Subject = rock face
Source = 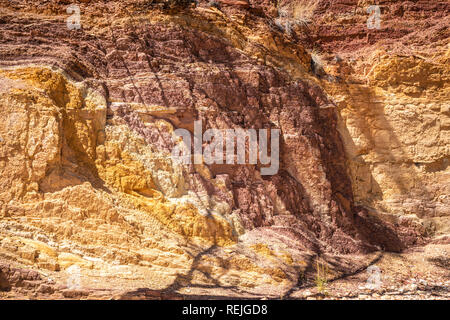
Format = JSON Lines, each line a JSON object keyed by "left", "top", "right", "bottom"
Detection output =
{"left": 304, "top": 0, "right": 450, "bottom": 237}
{"left": 0, "top": 0, "right": 447, "bottom": 298}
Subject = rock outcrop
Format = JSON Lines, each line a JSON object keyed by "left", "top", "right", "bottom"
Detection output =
{"left": 0, "top": 0, "right": 447, "bottom": 298}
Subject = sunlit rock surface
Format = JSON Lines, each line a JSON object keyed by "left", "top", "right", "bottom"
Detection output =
{"left": 0, "top": 0, "right": 448, "bottom": 299}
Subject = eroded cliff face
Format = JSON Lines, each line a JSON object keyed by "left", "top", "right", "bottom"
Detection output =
{"left": 306, "top": 0, "right": 450, "bottom": 238}
{"left": 0, "top": 0, "right": 447, "bottom": 298}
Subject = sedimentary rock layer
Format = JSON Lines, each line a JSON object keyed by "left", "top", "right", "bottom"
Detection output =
{"left": 0, "top": 0, "right": 447, "bottom": 298}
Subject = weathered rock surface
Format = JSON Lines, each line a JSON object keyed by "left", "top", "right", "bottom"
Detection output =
{"left": 0, "top": 0, "right": 447, "bottom": 299}
{"left": 304, "top": 0, "right": 450, "bottom": 240}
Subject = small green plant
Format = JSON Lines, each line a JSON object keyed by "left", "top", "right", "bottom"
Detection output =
{"left": 315, "top": 260, "right": 329, "bottom": 295}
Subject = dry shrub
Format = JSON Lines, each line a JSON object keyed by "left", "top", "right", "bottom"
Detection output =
{"left": 275, "top": 0, "right": 318, "bottom": 35}
{"left": 291, "top": 0, "right": 317, "bottom": 26}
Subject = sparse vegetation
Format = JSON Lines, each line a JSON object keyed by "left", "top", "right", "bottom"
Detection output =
{"left": 309, "top": 49, "right": 327, "bottom": 77}
{"left": 290, "top": 0, "right": 317, "bottom": 26}
{"left": 315, "top": 260, "right": 329, "bottom": 295}
{"left": 310, "top": 50, "right": 324, "bottom": 68}
{"left": 275, "top": 0, "right": 318, "bottom": 35}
